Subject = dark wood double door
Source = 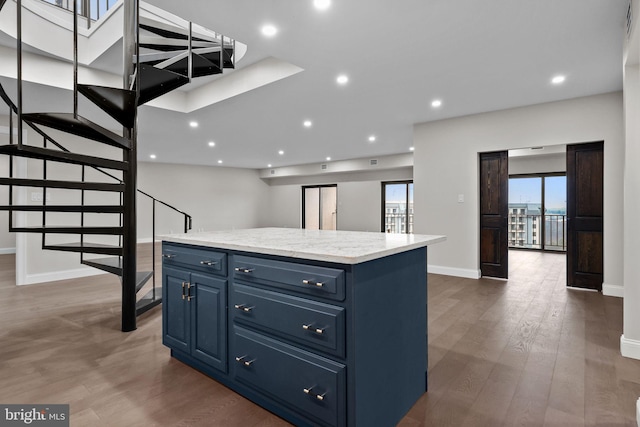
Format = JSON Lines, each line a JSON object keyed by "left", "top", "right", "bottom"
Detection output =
{"left": 479, "top": 142, "right": 603, "bottom": 290}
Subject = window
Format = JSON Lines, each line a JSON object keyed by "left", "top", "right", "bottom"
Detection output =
{"left": 302, "top": 185, "right": 337, "bottom": 230}
{"left": 382, "top": 181, "right": 413, "bottom": 234}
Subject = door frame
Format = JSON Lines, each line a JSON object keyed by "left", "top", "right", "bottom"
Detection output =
{"left": 302, "top": 184, "right": 338, "bottom": 229}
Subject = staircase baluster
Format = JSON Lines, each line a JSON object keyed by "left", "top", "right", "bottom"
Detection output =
{"left": 73, "top": 0, "right": 78, "bottom": 118}
{"left": 17, "top": 0, "right": 22, "bottom": 148}
{"left": 41, "top": 138, "right": 47, "bottom": 250}
{"left": 152, "top": 198, "right": 155, "bottom": 298}
{"left": 188, "top": 22, "right": 193, "bottom": 82}
{"left": 80, "top": 165, "right": 85, "bottom": 261}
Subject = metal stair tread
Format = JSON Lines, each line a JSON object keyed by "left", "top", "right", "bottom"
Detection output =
{"left": 0, "top": 205, "right": 124, "bottom": 213}
{"left": 0, "top": 177, "right": 124, "bottom": 192}
{"left": 77, "top": 84, "right": 137, "bottom": 129}
{"left": 139, "top": 19, "right": 220, "bottom": 44}
{"left": 0, "top": 144, "right": 128, "bottom": 171}
{"left": 10, "top": 225, "right": 123, "bottom": 234}
{"left": 138, "top": 64, "right": 190, "bottom": 105}
{"left": 21, "top": 113, "right": 130, "bottom": 149}
{"left": 136, "top": 289, "right": 162, "bottom": 316}
{"left": 43, "top": 242, "right": 123, "bottom": 256}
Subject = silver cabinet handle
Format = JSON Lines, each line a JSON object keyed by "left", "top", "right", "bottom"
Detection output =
{"left": 235, "top": 355, "right": 255, "bottom": 367}
{"left": 162, "top": 254, "right": 176, "bottom": 259}
{"left": 303, "top": 386, "right": 326, "bottom": 401}
{"left": 200, "top": 260, "right": 218, "bottom": 266}
{"left": 234, "top": 304, "right": 254, "bottom": 313}
{"left": 302, "top": 324, "right": 325, "bottom": 335}
{"left": 302, "top": 279, "right": 324, "bottom": 288}
{"left": 234, "top": 267, "right": 255, "bottom": 273}
{"left": 181, "top": 281, "right": 187, "bottom": 300}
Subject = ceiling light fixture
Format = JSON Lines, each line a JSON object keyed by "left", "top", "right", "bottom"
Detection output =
{"left": 268, "top": 164, "right": 272, "bottom": 168}
{"left": 208, "top": 141, "right": 215, "bottom": 147}
{"left": 431, "top": 100, "right": 442, "bottom": 108}
{"left": 409, "top": 147, "right": 415, "bottom": 152}
{"left": 368, "top": 135, "right": 376, "bottom": 142}
{"left": 218, "top": 160, "right": 223, "bottom": 164}
{"left": 313, "top": 0, "right": 331, "bottom": 10}
{"left": 149, "top": 154, "right": 157, "bottom": 159}
{"left": 551, "top": 75, "right": 566, "bottom": 85}
{"left": 278, "top": 150, "right": 284, "bottom": 155}
{"left": 336, "top": 74, "right": 349, "bottom": 85}
{"left": 326, "top": 156, "right": 331, "bottom": 161}
{"left": 189, "top": 121, "right": 198, "bottom": 128}
{"left": 303, "top": 120, "right": 312, "bottom": 127}
{"left": 261, "top": 24, "right": 278, "bottom": 37}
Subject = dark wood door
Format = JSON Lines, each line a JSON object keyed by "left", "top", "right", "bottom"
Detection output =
{"left": 479, "top": 151, "right": 508, "bottom": 278}
{"left": 567, "top": 142, "right": 603, "bottom": 290}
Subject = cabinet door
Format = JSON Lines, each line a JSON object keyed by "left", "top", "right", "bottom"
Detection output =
{"left": 163, "top": 266, "right": 190, "bottom": 352}
{"left": 191, "top": 273, "right": 228, "bottom": 373}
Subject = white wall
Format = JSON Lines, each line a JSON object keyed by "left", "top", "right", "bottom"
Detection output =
{"left": 265, "top": 168, "right": 413, "bottom": 232}
{"left": 622, "top": 0, "right": 640, "bottom": 361}
{"left": 413, "top": 92, "right": 624, "bottom": 284}
{"left": 508, "top": 152, "right": 566, "bottom": 175}
{"left": 137, "top": 161, "right": 271, "bottom": 238}
{"left": 0, "top": 124, "right": 17, "bottom": 253}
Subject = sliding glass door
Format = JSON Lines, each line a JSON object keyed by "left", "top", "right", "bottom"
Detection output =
{"left": 303, "top": 185, "right": 337, "bottom": 230}
{"left": 508, "top": 174, "right": 566, "bottom": 251}
{"left": 381, "top": 181, "right": 414, "bottom": 234}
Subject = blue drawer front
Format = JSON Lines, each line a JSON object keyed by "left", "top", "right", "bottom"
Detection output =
{"left": 232, "top": 255, "right": 345, "bottom": 301}
{"left": 231, "top": 283, "right": 345, "bottom": 357}
{"left": 233, "top": 326, "right": 346, "bottom": 427}
{"left": 162, "top": 243, "right": 227, "bottom": 277}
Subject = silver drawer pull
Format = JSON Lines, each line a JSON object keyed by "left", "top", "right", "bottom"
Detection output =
{"left": 235, "top": 355, "right": 255, "bottom": 367}
{"left": 234, "top": 267, "right": 255, "bottom": 273}
{"left": 162, "top": 254, "right": 176, "bottom": 259}
{"left": 234, "top": 304, "right": 254, "bottom": 313}
{"left": 302, "top": 324, "right": 325, "bottom": 335}
{"left": 200, "top": 260, "right": 218, "bottom": 266}
{"left": 302, "top": 279, "right": 324, "bottom": 288}
{"left": 303, "top": 386, "right": 326, "bottom": 401}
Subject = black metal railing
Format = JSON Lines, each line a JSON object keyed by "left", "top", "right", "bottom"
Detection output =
{"left": 41, "top": 0, "right": 117, "bottom": 26}
{"left": 384, "top": 212, "right": 414, "bottom": 234}
{"left": 508, "top": 214, "right": 566, "bottom": 251}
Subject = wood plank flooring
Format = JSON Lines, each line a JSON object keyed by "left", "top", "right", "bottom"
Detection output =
{"left": 0, "top": 247, "right": 638, "bottom": 426}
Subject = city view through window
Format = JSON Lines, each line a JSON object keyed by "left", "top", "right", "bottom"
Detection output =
{"left": 383, "top": 182, "right": 413, "bottom": 234}
{"left": 508, "top": 175, "right": 567, "bottom": 251}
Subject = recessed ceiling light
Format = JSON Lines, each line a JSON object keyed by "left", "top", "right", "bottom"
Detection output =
{"left": 189, "top": 121, "right": 198, "bottom": 128}
{"left": 336, "top": 74, "right": 349, "bottom": 85}
{"left": 368, "top": 135, "right": 376, "bottom": 142}
{"left": 208, "top": 141, "right": 215, "bottom": 147}
{"left": 326, "top": 156, "right": 331, "bottom": 161}
{"left": 149, "top": 154, "right": 157, "bottom": 159}
{"left": 261, "top": 24, "right": 278, "bottom": 37}
{"left": 268, "top": 164, "right": 272, "bottom": 168}
{"left": 303, "top": 120, "right": 312, "bottom": 127}
{"left": 278, "top": 150, "right": 284, "bottom": 155}
{"left": 314, "top": 0, "right": 331, "bottom": 10}
{"left": 431, "top": 100, "right": 442, "bottom": 108}
{"left": 551, "top": 75, "right": 566, "bottom": 85}
{"left": 217, "top": 160, "right": 223, "bottom": 164}
{"left": 409, "top": 147, "right": 415, "bottom": 152}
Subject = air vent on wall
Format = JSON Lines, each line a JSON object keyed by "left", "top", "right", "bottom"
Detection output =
{"left": 321, "top": 164, "right": 328, "bottom": 170}
{"left": 628, "top": 0, "right": 633, "bottom": 38}
{"left": 270, "top": 169, "right": 275, "bottom": 175}
{"left": 370, "top": 159, "right": 378, "bottom": 166}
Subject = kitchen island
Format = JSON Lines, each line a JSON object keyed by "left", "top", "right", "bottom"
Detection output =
{"left": 161, "top": 228, "right": 445, "bottom": 427}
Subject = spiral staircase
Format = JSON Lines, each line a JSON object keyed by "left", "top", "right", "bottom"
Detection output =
{"left": 0, "top": 0, "right": 235, "bottom": 331}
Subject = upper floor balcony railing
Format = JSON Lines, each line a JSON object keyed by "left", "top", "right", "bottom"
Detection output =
{"left": 384, "top": 212, "right": 414, "bottom": 234}
{"left": 42, "top": 0, "right": 118, "bottom": 26}
{"left": 508, "top": 214, "right": 566, "bottom": 252}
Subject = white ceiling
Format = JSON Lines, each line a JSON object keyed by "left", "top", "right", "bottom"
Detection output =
{"left": 4, "top": 0, "right": 632, "bottom": 169}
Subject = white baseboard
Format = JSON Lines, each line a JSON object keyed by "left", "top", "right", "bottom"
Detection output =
{"left": 137, "top": 237, "right": 155, "bottom": 244}
{"left": 20, "top": 266, "right": 106, "bottom": 286}
{"left": 621, "top": 335, "right": 640, "bottom": 360}
{"left": 0, "top": 247, "right": 16, "bottom": 254}
{"left": 603, "top": 283, "right": 624, "bottom": 298}
{"left": 428, "top": 265, "right": 481, "bottom": 279}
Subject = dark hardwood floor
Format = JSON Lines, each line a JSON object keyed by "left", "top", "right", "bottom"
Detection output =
{"left": 0, "top": 247, "right": 638, "bottom": 426}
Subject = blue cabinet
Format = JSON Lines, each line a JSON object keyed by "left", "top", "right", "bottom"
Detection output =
{"left": 162, "top": 241, "right": 428, "bottom": 427}
{"left": 163, "top": 263, "right": 228, "bottom": 374}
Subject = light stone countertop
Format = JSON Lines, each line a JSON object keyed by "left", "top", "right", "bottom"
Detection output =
{"left": 162, "top": 227, "right": 446, "bottom": 264}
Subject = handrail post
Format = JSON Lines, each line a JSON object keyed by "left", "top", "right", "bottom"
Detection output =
{"left": 17, "top": 0, "right": 23, "bottom": 147}
{"left": 152, "top": 199, "right": 156, "bottom": 298}
{"left": 73, "top": 0, "right": 78, "bottom": 118}
{"left": 121, "top": 0, "right": 138, "bottom": 332}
